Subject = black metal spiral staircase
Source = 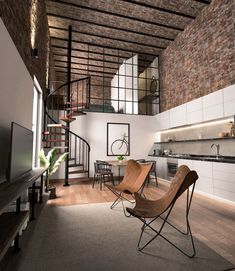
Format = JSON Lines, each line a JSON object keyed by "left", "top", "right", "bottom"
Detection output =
{"left": 43, "top": 77, "right": 91, "bottom": 186}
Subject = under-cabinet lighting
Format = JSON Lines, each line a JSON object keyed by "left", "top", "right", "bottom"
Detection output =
{"left": 160, "top": 117, "right": 234, "bottom": 134}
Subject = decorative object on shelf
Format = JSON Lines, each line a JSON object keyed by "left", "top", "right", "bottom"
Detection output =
{"left": 39, "top": 148, "right": 68, "bottom": 199}
{"left": 107, "top": 122, "right": 130, "bottom": 156}
{"left": 150, "top": 76, "right": 159, "bottom": 94}
{"left": 227, "top": 121, "right": 235, "bottom": 137}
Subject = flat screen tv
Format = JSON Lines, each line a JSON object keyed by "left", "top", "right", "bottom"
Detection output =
{"left": 8, "top": 122, "right": 33, "bottom": 182}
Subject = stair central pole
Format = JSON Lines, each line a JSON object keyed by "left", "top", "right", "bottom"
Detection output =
{"left": 64, "top": 25, "right": 72, "bottom": 187}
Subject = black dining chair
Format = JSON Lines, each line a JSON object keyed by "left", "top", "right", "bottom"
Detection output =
{"left": 93, "top": 161, "right": 114, "bottom": 190}
{"left": 145, "top": 160, "right": 158, "bottom": 187}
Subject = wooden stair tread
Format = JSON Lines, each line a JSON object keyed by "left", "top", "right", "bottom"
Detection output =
{"left": 45, "top": 139, "right": 68, "bottom": 143}
{"left": 43, "top": 132, "right": 66, "bottom": 136}
{"left": 69, "top": 170, "right": 88, "bottom": 174}
{"left": 47, "top": 124, "right": 67, "bottom": 129}
{"left": 59, "top": 117, "right": 76, "bottom": 123}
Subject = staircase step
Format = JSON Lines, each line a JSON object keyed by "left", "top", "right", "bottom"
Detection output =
{"left": 43, "top": 132, "right": 66, "bottom": 136}
{"left": 68, "top": 111, "right": 86, "bottom": 117}
{"left": 47, "top": 124, "right": 66, "bottom": 129}
{"left": 45, "top": 139, "right": 68, "bottom": 143}
{"left": 59, "top": 116, "right": 76, "bottom": 123}
{"left": 69, "top": 158, "right": 75, "bottom": 161}
{"left": 44, "top": 146, "right": 68, "bottom": 149}
{"left": 69, "top": 170, "right": 88, "bottom": 174}
{"left": 68, "top": 163, "right": 84, "bottom": 167}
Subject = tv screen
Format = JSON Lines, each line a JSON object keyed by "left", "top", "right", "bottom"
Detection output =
{"left": 8, "top": 122, "right": 33, "bottom": 182}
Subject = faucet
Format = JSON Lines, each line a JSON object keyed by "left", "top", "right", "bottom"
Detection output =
{"left": 211, "top": 144, "right": 220, "bottom": 158}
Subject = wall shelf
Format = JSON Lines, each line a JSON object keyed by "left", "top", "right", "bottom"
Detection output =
{"left": 154, "top": 137, "right": 235, "bottom": 144}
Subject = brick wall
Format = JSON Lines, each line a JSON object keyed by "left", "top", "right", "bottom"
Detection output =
{"left": 159, "top": 0, "right": 235, "bottom": 112}
{"left": 0, "top": 0, "right": 50, "bottom": 91}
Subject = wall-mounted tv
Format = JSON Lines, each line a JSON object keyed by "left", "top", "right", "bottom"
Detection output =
{"left": 8, "top": 122, "right": 33, "bottom": 182}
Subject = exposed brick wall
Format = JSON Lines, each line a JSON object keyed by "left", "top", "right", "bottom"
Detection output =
{"left": 159, "top": 0, "right": 235, "bottom": 112}
{"left": 0, "top": 0, "right": 50, "bottom": 92}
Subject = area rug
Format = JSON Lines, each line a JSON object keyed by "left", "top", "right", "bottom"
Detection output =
{"left": 18, "top": 202, "right": 235, "bottom": 271}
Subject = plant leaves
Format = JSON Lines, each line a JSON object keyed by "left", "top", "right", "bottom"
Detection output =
{"left": 50, "top": 152, "right": 69, "bottom": 175}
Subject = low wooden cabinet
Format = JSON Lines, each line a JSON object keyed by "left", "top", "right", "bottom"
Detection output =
{"left": 0, "top": 167, "right": 47, "bottom": 262}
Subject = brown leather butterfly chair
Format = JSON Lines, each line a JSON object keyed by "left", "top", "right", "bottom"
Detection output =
{"left": 105, "top": 159, "right": 152, "bottom": 216}
{"left": 126, "top": 165, "right": 198, "bottom": 257}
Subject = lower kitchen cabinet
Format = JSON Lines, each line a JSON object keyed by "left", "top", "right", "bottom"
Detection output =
{"left": 213, "top": 162, "right": 235, "bottom": 202}
{"left": 179, "top": 159, "right": 235, "bottom": 202}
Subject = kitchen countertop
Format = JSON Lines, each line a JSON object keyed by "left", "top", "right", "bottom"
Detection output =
{"left": 148, "top": 154, "right": 235, "bottom": 164}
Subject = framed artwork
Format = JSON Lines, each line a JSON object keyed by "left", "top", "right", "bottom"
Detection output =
{"left": 107, "top": 123, "right": 130, "bottom": 156}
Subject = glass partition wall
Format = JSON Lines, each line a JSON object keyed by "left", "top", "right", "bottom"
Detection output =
{"left": 55, "top": 47, "right": 160, "bottom": 116}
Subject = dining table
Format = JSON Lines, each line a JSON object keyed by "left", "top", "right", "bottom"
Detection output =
{"left": 106, "top": 160, "right": 128, "bottom": 181}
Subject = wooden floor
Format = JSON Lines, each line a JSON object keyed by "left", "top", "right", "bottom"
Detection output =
{"left": 50, "top": 178, "right": 235, "bottom": 266}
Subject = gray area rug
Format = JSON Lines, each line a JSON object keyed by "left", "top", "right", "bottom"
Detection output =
{"left": 18, "top": 202, "right": 234, "bottom": 271}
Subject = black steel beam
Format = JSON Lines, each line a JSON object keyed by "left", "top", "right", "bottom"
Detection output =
{"left": 47, "top": 13, "right": 175, "bottom": 42}
{"left": 49, "top": 25, "right": 167, "bottom": 50}
{"left": 55, "top": 59, "right": 118, "bottom": 70}
{"left": 194, "top": 0, "right": 211, "bottom": 4}
{"left": 120, "top": 0, "right": 196, "bottom": 19}
{"left": 53, "top": 53, "right": 158, "bottom": 70}
{"left": 47, "top": 0, "right": 184, "bottom": 31}
{"left": 56, "top": 70, "right": 114, "bottom": 79}
{"left": 51, "top": 36, "right": 159, "bottom": 57}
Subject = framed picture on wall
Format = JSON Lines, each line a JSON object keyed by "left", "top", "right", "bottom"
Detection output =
{"left": 107, "top": 123, "right": 130, "bottom": 156}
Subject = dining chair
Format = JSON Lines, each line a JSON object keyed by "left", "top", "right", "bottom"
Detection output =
{"left": 93, "top": 161, "right": 114, "bottom": 190}
{"left": 105, "top": 159, "right": 152, "bottom": 216}
{"left": 126, "top": 165, "right": 198, "bottom": 257}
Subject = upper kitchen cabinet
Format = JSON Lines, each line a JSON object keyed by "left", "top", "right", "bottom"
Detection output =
{"left": 223, "top": 85, "right": 235, "bottom": 117}
{"left": 202, "top": 89, "right": 224, "bottom": 121}
{"left": 169, "top": 104, "right": 187, "bottom": 128}
{"left": 186, "top": 97, "right": 203, "bottom": 125}
{"left": 155, "top": 110, "right": 170, "bottom": 131}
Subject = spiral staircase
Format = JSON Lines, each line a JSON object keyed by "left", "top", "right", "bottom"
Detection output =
{"left": 43, "top": 77, "right": 91, "bottom": 185}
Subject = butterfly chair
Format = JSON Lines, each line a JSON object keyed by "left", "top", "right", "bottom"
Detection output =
{"left": 126, "top": 165, "right": 198, "bottom": 258}
{"left": 105, "top": 159, "right": 152, "bottom": 217}
{"left": 93, "top": 161, "right": 114, "bottom": 191}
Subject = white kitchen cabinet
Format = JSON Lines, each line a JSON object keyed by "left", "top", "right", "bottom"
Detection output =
{"left": 178, "top": 159, "right": 193, "bottom": 169}
{"left": 202, "top": 89, "right": 224, "bottom": 121}
{"left": 155, "top": 157, "right": 168, "bottom": 180}
{"left": 212, "top": 162, "right": 235, "bottom": 201}
{"left": 186, "top": 98, "right": 203, "bottom": 125}
{"left": 155, "top": 111, "right": 170, "bottom": 131}
{"left": 223, "top": 84, "right": 235, "bottom": 117}
{"left": 192, "top": 160, "right": 214, "bottom": 194}
{"left": 169, "top": 104, "right": 187, "bottom": 128}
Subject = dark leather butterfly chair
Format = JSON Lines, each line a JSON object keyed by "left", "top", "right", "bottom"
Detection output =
{"left": 105, "top": 159, "right": 152, "bottom": 216}
{"left": 126, "top": 165, "right": 198, "bottom": 257}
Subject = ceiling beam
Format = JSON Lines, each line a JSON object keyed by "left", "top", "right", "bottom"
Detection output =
{"left": 120, "top": 0, "right": 196, "bottom": 19}
{"left": 51, "top": 36, "right": 159, "bottom": 57}
{"left": 53, "top": 53, "right": 158, "bottom": 70}
{"left": 49, "top": 26, "right": 167, "bottom": 50}
{"left": 47, "top": 0, "right": 184, "bottom": 31}
{"left": 193, "top": 0, "right": 211, "bottom": 4}
{"left": 56, "top": 70, "right": 114, "bottom": 79}
{"left": 47, "top": 13, "right": 175, "bottom": 42}
{"left": 55, "top": 59, "right": 118, "bottom": 70}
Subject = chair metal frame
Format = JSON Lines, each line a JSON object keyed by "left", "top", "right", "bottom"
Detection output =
{"left": 127, "top": 168, "right": 198, "bottom": 258}
{"left": 106, "top": 160, "right": 152, "bottom": 217}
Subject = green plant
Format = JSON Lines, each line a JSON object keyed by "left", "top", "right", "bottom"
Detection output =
{"left": 39, "top": 148, "right": 69, "bottom": 186}
{"left": 117, "top": 155, "right": 125, "bottom": 161}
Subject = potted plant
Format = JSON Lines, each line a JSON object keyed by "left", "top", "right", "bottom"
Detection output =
{"left": 39, "top": 148, "right": 69, "bottom": 199}
{"left": 117, "top": 155, "right": 125, "bottom": 162}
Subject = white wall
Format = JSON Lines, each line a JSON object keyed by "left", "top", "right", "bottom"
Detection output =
{"left": 69, "top": 112, "right": 156, "bottom": 176}
{"left": 111, "top": 55, "right": 138, "bottom": 114}
{"left": 0, "top": 19, "right": 34, "bottom": 182}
